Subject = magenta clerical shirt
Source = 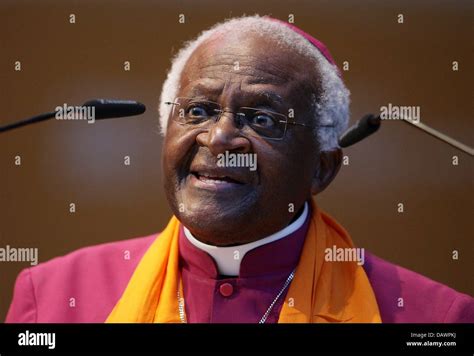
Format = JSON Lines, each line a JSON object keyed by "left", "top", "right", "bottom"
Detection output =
{"left": 6, "top": 202, "right": 473, "bottom": 323}
{"left": 178, "top": 209, "right": 310, "bottom": 323}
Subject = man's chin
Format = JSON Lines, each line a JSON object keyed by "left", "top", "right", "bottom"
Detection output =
{"left": 178, "top": 215, "right": 251, "bottom": 245}
{"left": 177, "top": 203, "right": 249, "bottom": 226}
{"left": 174, "top": 201, "right": 258, "bottom": 243}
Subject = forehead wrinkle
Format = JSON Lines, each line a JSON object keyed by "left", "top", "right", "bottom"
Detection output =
{"left": 189, "top": 63, "right": 291, "bottom": 85}
{"left": 188, "top": 48, "right": 298, "bottom": 82}
{"left": 187, "top": 81, "right": 222, "bottom": 95}
{"left": 182, "top": 79, "right": 288, "bottom": 110}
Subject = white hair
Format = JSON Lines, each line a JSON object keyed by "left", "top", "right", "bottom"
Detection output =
{"left": 158, "top": 15, "right": 350, "bottom": 151}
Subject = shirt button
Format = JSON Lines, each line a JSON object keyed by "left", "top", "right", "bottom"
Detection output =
{"left": 219, "top": 283, "right": 234, "bottom": 297}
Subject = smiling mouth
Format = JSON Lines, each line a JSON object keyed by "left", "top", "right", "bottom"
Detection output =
{"left": 191, "top": 172, "right": 244, "bottom": 185}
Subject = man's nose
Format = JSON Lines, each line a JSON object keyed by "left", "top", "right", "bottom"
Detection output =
{"left": 196, "top": 112, "right": 251, "bottom": 155}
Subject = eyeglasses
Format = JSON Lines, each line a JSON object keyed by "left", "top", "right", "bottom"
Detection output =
{"left": 164, "top": 97, "right": 311, "bottom": 140}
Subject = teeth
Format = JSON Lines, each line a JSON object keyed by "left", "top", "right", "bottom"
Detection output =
{"left": 195, "top": 173, "right": 232, "bottom": 184}
{"left": 200, "top": 173, "right": 225, "bottom": 179}
{"left": 200, "top": 177, "right": 228, "bottom": 184}
{"left": 192, "top": 171, "right": 241, "bottom": 185}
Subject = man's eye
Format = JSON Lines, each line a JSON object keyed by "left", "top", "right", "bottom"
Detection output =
{"left": 250, "top": 113, "right": 276, "bottom": 128}
{"left": 187, "top": 105, "right": 209, "bottom": 117}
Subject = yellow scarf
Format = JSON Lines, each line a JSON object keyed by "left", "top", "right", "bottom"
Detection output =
{"left": 106, "top": 200, "right": 381, "bottom": 323}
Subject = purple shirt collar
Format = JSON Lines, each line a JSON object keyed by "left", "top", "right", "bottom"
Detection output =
{"left": 178, "top": 203, "right": 311, "bottom": 279}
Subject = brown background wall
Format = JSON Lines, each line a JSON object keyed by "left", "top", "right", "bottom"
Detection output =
{"left": 1, "top": 0, "right": 472, "bottom": 321}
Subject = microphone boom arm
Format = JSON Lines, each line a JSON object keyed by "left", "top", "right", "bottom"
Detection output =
{"left": 339, "top": 113, "right": 473, "bottom": 157}
{"left": 400, "top": 118, "right": 474, "bottom": 156}
{"left": 0, "top": 111, "right": 56, "bottom": 133}
{"left": 0, "top": 99, "right": 146, "bottom": 133}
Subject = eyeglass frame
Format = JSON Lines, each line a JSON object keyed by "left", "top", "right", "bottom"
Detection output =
{"left": 164, "top": 96, "right": 312, "bottom": 141}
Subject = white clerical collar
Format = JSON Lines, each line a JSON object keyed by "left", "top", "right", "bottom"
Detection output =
{"left": 183, "top": 201, "right": 309, "bottom": 276}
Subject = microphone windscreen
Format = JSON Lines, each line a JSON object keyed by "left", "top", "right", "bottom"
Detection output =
{"left": 339, "top": 114, "right": 381, "bottom": 148}
{"left": 82, "top": 99, "right": 146, "bottom": 119}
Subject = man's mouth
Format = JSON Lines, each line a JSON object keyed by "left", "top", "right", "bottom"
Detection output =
{"left": 192, "top": 172, "right": 243, "bottom": 185}
{"left": 187, "top": 166, "right": 251, "bottom": 191}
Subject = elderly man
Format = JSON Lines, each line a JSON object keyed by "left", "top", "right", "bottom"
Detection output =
{"left": 6, "top": 15, "right": 473, "bottom": 323}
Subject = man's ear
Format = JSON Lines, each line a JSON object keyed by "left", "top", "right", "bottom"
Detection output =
{"left": 311, "top": 148, "right": 343, "bottom": 195}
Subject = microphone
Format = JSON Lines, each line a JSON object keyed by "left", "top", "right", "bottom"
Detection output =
{"left": 338, "top": 114, "right": 381, "bottom": 148}
{"left": 338, "top": 113, "right": 473, "bottom": 156}
{"left": 0, "top": 99, "right": 146, "bottom": 133}
{"left": 82, "top": 99, "right": 146, "bottom": 120}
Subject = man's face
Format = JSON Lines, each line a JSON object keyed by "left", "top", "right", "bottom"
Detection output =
{"left": 162, "top": 32, "right": 324, "bottom": 246}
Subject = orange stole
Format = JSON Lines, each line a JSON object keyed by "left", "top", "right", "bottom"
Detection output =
{"left": 106, "top": 199, "right": 381, "bottom": 323}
